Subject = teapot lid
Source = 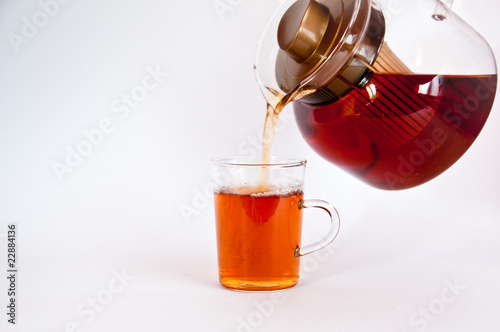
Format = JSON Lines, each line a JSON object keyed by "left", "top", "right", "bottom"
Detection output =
{"left": 275, "top": 0, "right": 385, "bottom": 105}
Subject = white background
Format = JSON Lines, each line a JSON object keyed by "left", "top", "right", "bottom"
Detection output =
{"left": 0, "top": 0, "right": 499, "bottom": 331}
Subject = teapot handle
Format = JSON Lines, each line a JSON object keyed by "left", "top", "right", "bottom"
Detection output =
{"left": 433, "top": 0, "right": 455, "bottom": 21}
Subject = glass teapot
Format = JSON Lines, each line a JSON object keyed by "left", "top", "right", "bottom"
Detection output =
{"left": 254, "top": 0, "right": 497, "bottom": 190}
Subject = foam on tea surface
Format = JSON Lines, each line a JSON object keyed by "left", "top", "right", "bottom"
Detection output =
{"left": 217, "top": 183, "right": 304, "bottom": 197}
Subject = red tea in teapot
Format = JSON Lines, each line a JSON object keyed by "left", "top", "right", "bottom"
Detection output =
{"left": 255, "top": 0, "right": 497, "bottom": 190}
{"left": 293, "top": 73, "right": 497, "bottom": 189}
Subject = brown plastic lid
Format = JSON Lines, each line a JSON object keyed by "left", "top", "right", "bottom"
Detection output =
{"left": 275, "top": 0, "right": 385, "bottom": 105}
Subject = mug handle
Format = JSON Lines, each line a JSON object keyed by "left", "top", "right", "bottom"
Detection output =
{"left": 294, "top": 199, "right": 340, "bottom": 257}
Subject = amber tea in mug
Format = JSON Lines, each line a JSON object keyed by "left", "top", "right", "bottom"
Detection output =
{"left": 212, "top": 157, "right": 340, "bottom": 291}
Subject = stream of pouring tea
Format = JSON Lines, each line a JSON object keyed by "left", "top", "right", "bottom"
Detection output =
{"left": 261, "top": 90, "right": 285, "bottom": 165}
{"left": 259, "top": 86, "right": 315, "bottom": 187}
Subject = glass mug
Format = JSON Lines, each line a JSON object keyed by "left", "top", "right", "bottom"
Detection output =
{"left": 211, "top": 156, "right": 340, "bottom": 291}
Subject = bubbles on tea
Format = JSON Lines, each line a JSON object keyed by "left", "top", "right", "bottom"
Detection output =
{"left": 250, "top": 185, "right": 304, "bottom": 197}
{"left": 216, "top": 182, "right": 304, "bottom": 197}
